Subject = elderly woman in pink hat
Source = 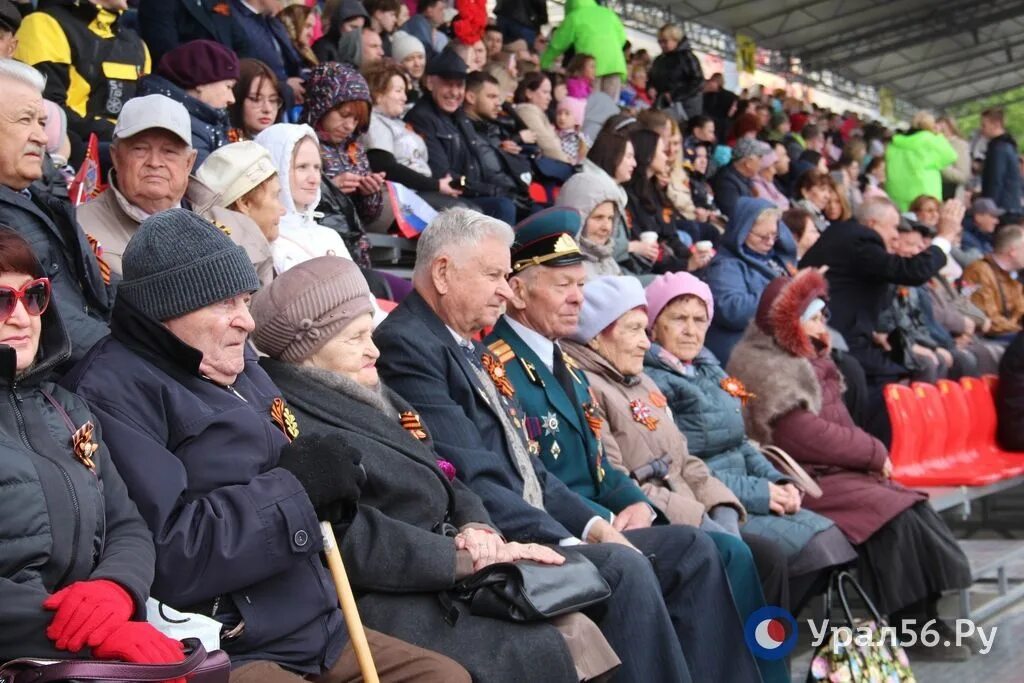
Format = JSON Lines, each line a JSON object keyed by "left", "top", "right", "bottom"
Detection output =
{"left": 641, "top": 271, "right": 856, "bottom": 614}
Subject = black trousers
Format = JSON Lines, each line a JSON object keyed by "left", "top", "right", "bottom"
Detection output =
{"left": 578, "top": 526, "right": 762, "bottom": 683}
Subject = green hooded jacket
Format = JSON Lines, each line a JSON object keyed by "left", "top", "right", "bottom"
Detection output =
{"left": 541, "top": 0, "right": 627, "bottom": 79}
{"left": 884, "top": 129, "right": 957, "bottom": 211}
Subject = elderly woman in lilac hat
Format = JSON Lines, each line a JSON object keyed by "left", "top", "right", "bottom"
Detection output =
{"left": 641, "top": 271, "right": 856, "bottom": 613}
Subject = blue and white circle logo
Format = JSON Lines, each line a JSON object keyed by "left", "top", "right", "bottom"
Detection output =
{"left": 744, "top": 606, "right": 798, "bottom": 660}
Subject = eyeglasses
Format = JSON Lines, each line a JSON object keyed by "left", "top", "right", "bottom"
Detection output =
{"left": 749, "top": 231, "right": 778, "bottom": 242}
{"left": 0, "top": 278, "right": 50, "bottom": 323}
{"left": 246, "top": 95, "right": 283, "bottom": 108}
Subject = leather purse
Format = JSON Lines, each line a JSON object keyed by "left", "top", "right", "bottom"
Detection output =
{"left": 0, "top": 638, "right": 230, "bottom": 683}
{"left": 452, "top": 548, "right": 611, "bottom": 622}
{"left": 761, "top": 445, "right": 824, "bottom": 498}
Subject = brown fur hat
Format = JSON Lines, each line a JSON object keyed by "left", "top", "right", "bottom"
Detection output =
{"left": 753, "top": 269, "right": 828, "bottom": 358}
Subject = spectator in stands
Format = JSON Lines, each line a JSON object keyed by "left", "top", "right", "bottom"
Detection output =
{"left": 0, "top": 227, "right": 185, "bottom": 666}
{"left": 794, "top": 169, "right": 832, "bottom": 233}
{"left": 641, "top": 272, "right": 858, "bottom": 611}
{"left": 557, "top": 182, "right": 624, "bottom": 280}
{"left": 251, "top": 255, "right": 619, "bottom": 683}
{"left": 751, "top": 143, "right": 790, "bottom": 211}
{"left": 884, "top": 112, "right": 957, "bottom": 212}
{"left": 0, "top": 2, "right": 19, "bottom": 59}
{"left": 363, "top": 61, "right": 463, "bottom": 210}
{"left": 824, "top": 177, "right": 852, "bottom": 223}
{"left": 554, "top": 96, "right": 589, "bottom": 163}
{"left": 702, "top": 73, "right": 736, "bottom": 146}
{"left": 800, "top": 196, "right": 959, "bottom": 443}
{"left": 483, "top": 24, "right": 503, "bottom": 61}
{"left": 541, "top": 0, "right": 627, "bottom": 101}
{"left": 374, "top": 207, "right": 759, "bottom": 683}
{"left": 361, "top": 27, "right": 386, "bottom": 68}
{"left": 0, "top": 60, "right": 111, "bottom": 364}
{"left": 463, "top": 72, "right": 535, "bottom": 181}
{"left": 625, "top": 129, "right": 707, "bottom": 274}
{"left": 656, "top": 117, "right": 702, "bottom": 223}
{"left": 138, "top": 0, "right": 248, "bottom": 65}
{"left": 364, "top": 0, "right": 400, "bottom": 56}
{"left": 486, "top": 215, "right": 779, "bottom": 683}
{"left": 312, "top": 0, "right": 367, "bottom": 65}
{"left": 277, "top": 4, "right": 319, "bottom": 68}
{"left": 686, "top": 114, "right": 717, "bottom": 147}
{"left": 513, "top": 72, "right": 572, "bottom": 163}
{"left": 713, "top": 137, "right": 769, "bottom": 220}
{"left": 980, "top": 107, "right": 1023, "bottom": 217}
{"left": 493, "top": 0, "right": 546, "bottom": 47}
{"left": 963, "top": 224, "right": 1024, "bottom": 339}
{"left": 404, "top": 49, "right": 518, "bottom": 224}
{"left": 925, "top": 261, "right": 1002, "bottom": 375}
{"left": 62, "top": 209, "right": 470, "bottom": 682}
{"left": 403, "top": 0, "right": 448, "bottom": 60}
{"left": 861, "top": 156, "right": 889, "bottom": 200}
{"left": 139, "top": 40, "right": 238, "bottom": 165}
{"left": 229, "top": 58, "right": 285, "bottom": 141}
{"left": 77, "top": 94, "right": 272, "bottom": 282}
{"left": 392, "top": 30, "right": 426, "bottom": 104}
{"left": 559, "top": 127, "right": 657, "bottom": 279}
{"left": 16, "top": 0, "right": 150, "bottom": 145}
{"left": 303, "top": 61, "right": 385, "bottom": 227}
{"left": 649, "top": 23, "right": 704, "bottom": 119}
{"left": 255, "top": 123, "right": 354, "bottom": 272}
{"left": 230, "top": 0, "right": 304, "bottom": 107}
{"left": 704, "top": 197, "right": 796, "bottom": 364}
{"left": 197, "top": 141, "right": 285, "bottom": 250}
{"left": 783, "top": 206, "right": 820, "bottom": 259}
{"left": 727, "top": 269, "right": 973, "bottom": 651}
{"left": 960, "top": 197, "right": 1002, "bottom": 264}
{"left": 996, "top": 331, "right": 1024, "bottom": 451}
{"left": 936, "top": 115, "right": 970, "bottom": 202}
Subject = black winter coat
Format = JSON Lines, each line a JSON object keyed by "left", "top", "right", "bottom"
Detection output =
{"left": 61, "top": 298, "right": 345, "bottom": 674}
{"left": 494, "top": 0, "right": 548, "bottom": 30}
{"left": 0, "top": 184, "right": 112, "bottom": 367}
{"left": 138, "top": 0, "right": 250, "bottom": 65}
{"left": 649, "top": 40, "right": 704, "bottom": 104}
{"left": 1, "top": 287, "right": 153, "bottom": 659}
{"left": 260, "top": 360, "right": 577, "bottom": 683}
{"left": 997, "top": 332, "right": 1024, "bottom": 451}
{"left": 800, "top": 220, "right": 946, "bottom": 380}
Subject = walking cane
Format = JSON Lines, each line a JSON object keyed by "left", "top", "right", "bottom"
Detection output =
{"left": 321, "top": 521, "right": 380, "bottom": 683}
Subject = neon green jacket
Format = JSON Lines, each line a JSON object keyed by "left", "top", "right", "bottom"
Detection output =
{"left": 884, "top": 130, "right": 957, "bottom": 211}
{"left": 541, "top": 0, "right": 627, "bottom": 79}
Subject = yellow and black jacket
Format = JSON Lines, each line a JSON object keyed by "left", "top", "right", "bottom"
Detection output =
{"left": 15, "top": 0, "right": 150, "bottom": 142}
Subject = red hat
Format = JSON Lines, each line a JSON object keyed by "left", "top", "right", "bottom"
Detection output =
{"left": 754, "top": 269, "right": 828, "bottom": 358}
{"left": 157, "top": 40, "right": 240, "bottom": 90}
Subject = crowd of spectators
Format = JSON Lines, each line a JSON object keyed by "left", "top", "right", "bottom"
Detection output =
{"left": 1, "top": 0, "right": 1023, "bottom": 680}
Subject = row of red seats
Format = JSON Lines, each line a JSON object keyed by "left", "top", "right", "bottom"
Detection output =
{"left": 885, "top": 376, "right": 1024, "bottom": 487}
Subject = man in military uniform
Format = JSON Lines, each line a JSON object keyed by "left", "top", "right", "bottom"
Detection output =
{"left": 375, "top": 206, "right": 760, "bottom": 683}
{"left": 485, "top": 208, "right": 775, "bottom": 683}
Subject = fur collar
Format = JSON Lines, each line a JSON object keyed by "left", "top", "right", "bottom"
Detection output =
{"left": 725, "top": 324, "right": 822, "bottom": 444}
{"left": 289, "top": 364, "right": 400, "bottom": 419}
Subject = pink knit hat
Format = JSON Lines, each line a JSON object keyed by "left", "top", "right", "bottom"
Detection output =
{"left": 556, "top": 96, "right": 586, "bottom": 128}
{"left": 644, "top": 272, "right": 714, "bottom": 332}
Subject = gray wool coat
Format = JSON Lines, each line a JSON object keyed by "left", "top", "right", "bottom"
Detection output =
{"left": 259, "top": 359, "right": 579, "bottom": 683}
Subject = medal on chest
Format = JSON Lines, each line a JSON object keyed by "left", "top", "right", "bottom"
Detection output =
{"left": 629, "top": 399, "right": 659, "bottom": 431}
{"left": 71, "top": 422, "right": 98, "bottom": 472}
{"left": 270, "top": 397, "right": 300, "bottom": 441}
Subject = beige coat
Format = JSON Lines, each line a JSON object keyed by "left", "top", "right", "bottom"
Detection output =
{"left": 77, "top": 177, "right": 274, "bottom": 285}
{"left": 564, "top": 341, "right": 744, "bottom": 526}
{"left": 514, "top": 102, "right": 573, "bottom": 164}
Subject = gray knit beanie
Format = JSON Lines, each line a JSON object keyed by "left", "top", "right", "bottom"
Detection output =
{"left": 249, "top": 256, "right": 373, "bottom": 363}
{"left": 119, "top": 208, "right": 261, "bottom": 321}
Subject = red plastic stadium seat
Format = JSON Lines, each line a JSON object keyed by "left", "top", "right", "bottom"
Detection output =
{"left": 961, "top": 376, "right": 1024, "bottom": 477}
{"left": 912, "top": 382, "right": 1001, "bottom": 485}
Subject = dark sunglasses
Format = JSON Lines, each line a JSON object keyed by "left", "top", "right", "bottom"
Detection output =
{"left": 0, "top": 278, "right": 51, "bottom": 323}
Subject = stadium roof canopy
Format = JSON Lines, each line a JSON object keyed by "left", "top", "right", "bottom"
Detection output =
{"left": 644, "top": 0, "right": 1024, "bottom": 109}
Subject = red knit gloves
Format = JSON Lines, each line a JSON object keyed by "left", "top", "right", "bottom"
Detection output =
{"left": 43, "top": 579, "right": 135, "bottom": 652}
{"left": 92, "top": 622, "right": 186, "bottom": 680}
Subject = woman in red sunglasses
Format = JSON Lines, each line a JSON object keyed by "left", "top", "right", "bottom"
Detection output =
{"left": 0, "top": 229, "right": 187, "bottom": 673}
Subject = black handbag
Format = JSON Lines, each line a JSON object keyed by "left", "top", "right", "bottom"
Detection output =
{"left": 451, "top": 548, "right": 611, "bottom": 622}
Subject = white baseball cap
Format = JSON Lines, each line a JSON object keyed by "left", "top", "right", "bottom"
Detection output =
{"left": 196, "top": 141, "right": 277, "bottom": 208}
{"left": 113, "top": 94, "right": 192, "bottom": 146}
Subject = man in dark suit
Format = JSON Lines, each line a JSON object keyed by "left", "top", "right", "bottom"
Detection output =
{"left": 800, "top": 196, "right": 958, "bottom": 442}
{"left": 138, "top": 0, "right": 250, "bottom": 65}
{"left": 375, "top": 207, "right": 752, "bottom": 683}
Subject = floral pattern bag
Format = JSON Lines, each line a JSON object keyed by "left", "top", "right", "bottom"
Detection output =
{"left": 807, "top": 571, "right": 915, "bottom": 683}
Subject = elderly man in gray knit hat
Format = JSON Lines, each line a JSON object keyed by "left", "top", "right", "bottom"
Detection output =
{"left": 713, "top": 137, "right": 771, "bottom": 219}
{"left": 62, "top": 209, "right": 469, "bottom": 683}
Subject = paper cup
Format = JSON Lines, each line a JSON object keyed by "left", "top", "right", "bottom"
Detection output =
{"left": 640, "top": 231, "right": 659, "bottom": 244}
{"left": 695, "top": 240, "right": 713, "bottom": 253}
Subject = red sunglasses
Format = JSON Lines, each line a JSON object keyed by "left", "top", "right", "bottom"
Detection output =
{"left": 0, "top": 278, "right": 51, "bottom": 323}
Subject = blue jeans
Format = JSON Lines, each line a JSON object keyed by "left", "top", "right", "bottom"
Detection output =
{"left": 496, "top": 16, "right": 537, "bottom": 47}
{"left": 468, "top": 196, "right": 517, "bottom": 225}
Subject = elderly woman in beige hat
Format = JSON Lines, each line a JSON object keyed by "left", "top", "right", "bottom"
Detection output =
{"left": 196, "top": 141, "right": 286, "bottom": 245}
{"left": 250, "top": 256, "right": 620, "bottom": 683}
